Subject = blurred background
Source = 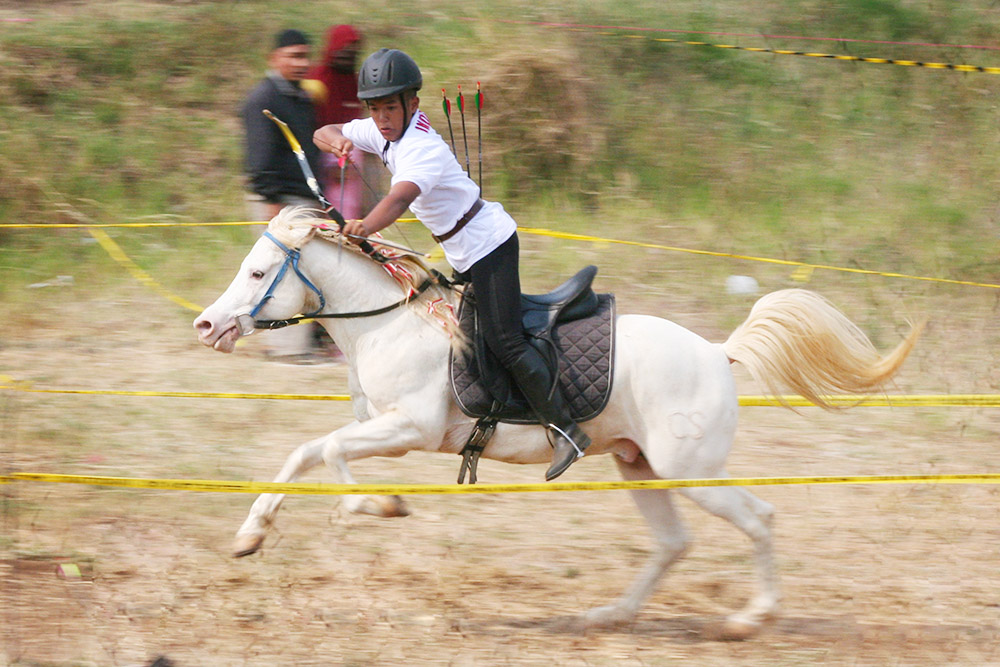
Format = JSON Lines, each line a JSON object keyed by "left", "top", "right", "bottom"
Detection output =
{"left": 3, "top": 0, "right": 1000, "bottom": 293}
{"left": 3, "top": 2, "right": 1000, "bottom": 664}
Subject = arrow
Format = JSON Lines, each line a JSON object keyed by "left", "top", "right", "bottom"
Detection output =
{"left": 442, "top": 88, "right": 458, "bottom": 157}
{"left": 457, "top": 85, "right": 471, "bottom": 176}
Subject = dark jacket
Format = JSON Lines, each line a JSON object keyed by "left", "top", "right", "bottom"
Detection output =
{"left": 241, "top": 73, "right": 322, "bottom": 201}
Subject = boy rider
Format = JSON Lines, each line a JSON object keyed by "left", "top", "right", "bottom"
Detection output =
{"left": 312, "top": 48, "right": 590, "bottom": 480}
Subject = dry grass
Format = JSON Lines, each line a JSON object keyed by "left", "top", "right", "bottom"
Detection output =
{"left": 3, "top": 235, "right": 1000, "bottom": 665}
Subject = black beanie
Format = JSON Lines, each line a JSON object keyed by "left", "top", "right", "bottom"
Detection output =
{"left": 274, "top": 29, "right": 310, "bottom": 49}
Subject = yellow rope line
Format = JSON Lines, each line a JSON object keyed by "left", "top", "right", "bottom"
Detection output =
{"left": 615, "top": 32, "right": 1000, "bottom": 74}
{"left": 7, "top": 219, "right": 996, "bottom": 290}
{"left": 1, "top": 221, "right": 265, "bottom": 228}
{"left": 0, "top": 385, "right": 350, "bottom": 401}
{"left": 2, "top": 377, "right": 999, "bottom": 407}
{"left": 86, "top": 228, "right": 204, "bottom": 312}
{"left": 739, "top": 394, "right": 1000, "bottom": 407}
{"left": 2, "top": 472, "right": 999, "bottom": 493}
{"left": 517, "top": 226, "right": 1000, "bottom": 290}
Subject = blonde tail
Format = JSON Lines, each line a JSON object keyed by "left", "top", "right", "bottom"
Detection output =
{"left": 722, "top": 289, "right": 924, "bottom": 410}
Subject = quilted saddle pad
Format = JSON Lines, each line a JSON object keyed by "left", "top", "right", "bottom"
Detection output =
{"left": 449, "top": 291, "right": 616, "bottom": 424}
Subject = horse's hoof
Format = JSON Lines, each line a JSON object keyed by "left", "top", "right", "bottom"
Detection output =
{"left": 232, "top": 533, "right": 265, "bottom": 558}
{"left": 380, "top": 495, "right": 410, "bottom": 517}
{"left": 353, "top": 494, "right": 410, "bottom": 518}
{"left": 582, "top": 604, "right": 633, "bottom": 629}
{"left": 719, "top": 616, "right": 761, "bottom": 641}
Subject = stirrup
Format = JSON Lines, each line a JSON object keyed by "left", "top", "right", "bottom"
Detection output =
{"left": 546, "top": 423, "right": 586, "bottom": 459}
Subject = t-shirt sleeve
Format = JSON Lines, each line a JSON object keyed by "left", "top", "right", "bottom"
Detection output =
{"left": 391, "top": 139, "right": 450, "bottom": 195}
{"left": 342, "top": 118, "right": 384, "bottom": 155}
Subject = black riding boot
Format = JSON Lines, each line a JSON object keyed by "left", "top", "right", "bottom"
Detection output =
{"left": 507, "top": 348, "right": 591, "bottom": 481}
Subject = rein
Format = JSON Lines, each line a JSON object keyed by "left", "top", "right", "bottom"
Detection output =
{"left": 245, "top": 231, "right": 451, "bottom": 332}
{"left": 253, "top": 276, "right": 437, "bottom": 330}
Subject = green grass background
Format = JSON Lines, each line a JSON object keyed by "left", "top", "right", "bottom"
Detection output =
{"left": 1, "top": 0, "right": 999, "bottom": 306}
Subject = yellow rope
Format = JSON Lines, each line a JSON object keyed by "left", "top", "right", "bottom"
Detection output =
{"left": 86, "top": 228, "right": 204, "bottom": 312}
{"left": 3, "top": 472, "right": 1000, "bottom": 493}
{"left": 3, "top": 377, "right": 1000, "bottom": 407}
{"left": 618, "top": 32, "right": 1000, "bottom": 74}
{"left": 517, "top": 226, "right": 1000, "bottom": 290}
{"left": 6, "top": 219, "right": 997, "bottom": 291}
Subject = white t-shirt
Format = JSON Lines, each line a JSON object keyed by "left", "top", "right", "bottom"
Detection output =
{"left": 342, "top": 110, "right": 517, "bottom": 272}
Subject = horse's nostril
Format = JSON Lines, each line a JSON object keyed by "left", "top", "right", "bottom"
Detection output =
{"left": 194, "top": 319, "right": 212, "bottom": 333}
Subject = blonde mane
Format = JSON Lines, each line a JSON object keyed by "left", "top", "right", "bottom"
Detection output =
{"left": 267, "top": 206, "right": 464, "bottom": 344}
{"left": 266, "top": 205, "right": 325, "bottom": 249}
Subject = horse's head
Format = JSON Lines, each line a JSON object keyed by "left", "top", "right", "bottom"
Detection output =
{"left": 194, "top": 207, "right": 322, "bottom": 353}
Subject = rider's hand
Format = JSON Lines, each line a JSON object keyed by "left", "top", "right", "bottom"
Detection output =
{"left": 313, "top": 126, "right": 353, "bottom": 158}
{"left": 343, "top": 218, "right": 369, "bottom": 241}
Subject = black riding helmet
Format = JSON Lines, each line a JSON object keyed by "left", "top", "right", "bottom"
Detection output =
{"left": 359, "top": 48, "right": 423, "bottom": 156}
{"left": 357, "top": 48, "right": 422, "bottom": 100}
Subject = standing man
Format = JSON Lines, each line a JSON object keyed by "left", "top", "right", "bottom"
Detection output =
{"left": 242, "top": 29, "right": 322, "bottom": 219}
{"left": 241, "top": 28, "right": 329, "bottom": 363}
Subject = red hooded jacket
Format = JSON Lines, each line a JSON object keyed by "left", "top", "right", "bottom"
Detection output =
{"left": 307, "top": 25, "right": 364, "bottom": 128}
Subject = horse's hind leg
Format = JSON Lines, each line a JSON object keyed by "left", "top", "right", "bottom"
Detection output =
{"left": 584, "top": 454, "right": 689, "bottom": 628}
{"left": 680, "top": 484, "right": 779, "bottom": 639}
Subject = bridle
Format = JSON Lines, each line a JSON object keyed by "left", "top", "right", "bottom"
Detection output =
{"left": 236, "top": 231, "right": 441, "bottom": 335}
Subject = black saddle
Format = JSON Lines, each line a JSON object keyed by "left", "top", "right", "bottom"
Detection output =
{"left": 450, "top": 266, "right": 615, "bottom": 425}
{"left": 520, "top": 265, "right": 600, "bottom": 335}
{"left": 448, "top": 266, "right": 615, "bottom": 483}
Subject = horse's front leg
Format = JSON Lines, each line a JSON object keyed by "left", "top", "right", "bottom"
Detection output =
{"left": 325, "top": 438, "right": 412, "bottom": 520}
{"left": 233, "top": 410, "right": 435, "bottom": 557}
{"left": 320, "top": 409, "right": 439, "bottom": 517}
{"left": 233, "top": 432, "right": 328, "bottom": 557}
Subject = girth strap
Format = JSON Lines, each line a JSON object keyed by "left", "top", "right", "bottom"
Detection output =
{"left": 457, "top": 400, "right": 502, "bottom": 484}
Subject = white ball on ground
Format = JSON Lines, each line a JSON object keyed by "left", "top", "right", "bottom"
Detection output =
{"left": 725, "top": 275, "right": 759, "bottom": 296}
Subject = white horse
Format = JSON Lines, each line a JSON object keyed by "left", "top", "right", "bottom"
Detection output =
{"left": 194, "top": 208, "right": 921, "bottom": 639}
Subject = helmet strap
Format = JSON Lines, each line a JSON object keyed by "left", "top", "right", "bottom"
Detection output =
{"left": 399, "top": 92, "right": 413, "bottom": 142}
{"left": 380, "top": 92, "right": 414, "bottom": 165}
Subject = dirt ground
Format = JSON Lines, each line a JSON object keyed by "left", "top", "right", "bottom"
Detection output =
{"left": 2, "top": 260, "right": 1000, "bottom": 666}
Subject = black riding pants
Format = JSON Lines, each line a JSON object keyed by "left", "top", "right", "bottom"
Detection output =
{"left": 464, "top": 231, "right": 528, "bottom": 368}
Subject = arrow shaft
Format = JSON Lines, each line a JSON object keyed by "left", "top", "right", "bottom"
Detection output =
{"left": 476, "top": 83, "right": 483, "bottom": 191}
{"left": 457, "top": 93, "right": 471, "bottom": 176}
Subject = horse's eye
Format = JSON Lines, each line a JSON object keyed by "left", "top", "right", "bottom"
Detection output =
{"left": 251, "top": 270, "right": 265, "bottom": 280}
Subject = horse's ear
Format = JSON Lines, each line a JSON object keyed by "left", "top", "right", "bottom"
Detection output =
{"left": 269, "top": 206, "right": 320, "bottom": 248}
{"left": 288, "top": 220, "right": 318, "bottom": 247}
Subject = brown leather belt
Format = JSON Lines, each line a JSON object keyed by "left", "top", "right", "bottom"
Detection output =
{"left": 432, "top": 198, "right": 484, "bottom": 243}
